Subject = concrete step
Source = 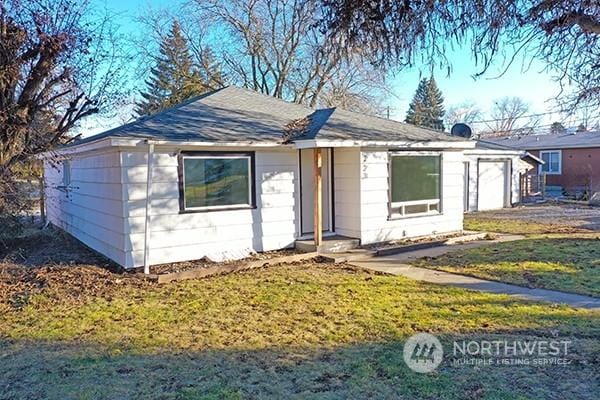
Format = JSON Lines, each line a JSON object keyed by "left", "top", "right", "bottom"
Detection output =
{"left": 295, "top": 235, "right": 360, "bottom": 253}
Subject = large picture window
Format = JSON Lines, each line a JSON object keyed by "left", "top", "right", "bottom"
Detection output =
{"left": 390, "top": 154, "right": 441, "bottom": 217}
{"left": 179, "top": 152, "right": 254, "bottom": 211}
{"left": 539, "top": 150, "right": 561, "bottom": 175}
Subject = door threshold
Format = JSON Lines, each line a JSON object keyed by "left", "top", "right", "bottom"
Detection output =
{"left": 297, "top": 231, "right": 336, "bottom": 240}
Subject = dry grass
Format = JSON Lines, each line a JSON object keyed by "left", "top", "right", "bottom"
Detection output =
{"left": 1, "top": 228, "right": 599, "bottom": 399}
{"left": 464, "top": 214, "right": 590, "bottom": 235}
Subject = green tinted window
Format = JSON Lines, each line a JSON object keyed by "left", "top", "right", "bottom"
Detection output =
{"left": 183, "top": 156, "right": 251, "bottom": 209}
{"left": 391, "top": 155, "right": 440, "bottom": 203}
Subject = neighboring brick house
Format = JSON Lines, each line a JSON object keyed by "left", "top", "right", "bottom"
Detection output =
{"left": 488, "top": 131, "right": 600, "bottom": 195}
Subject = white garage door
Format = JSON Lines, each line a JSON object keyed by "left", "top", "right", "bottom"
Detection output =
{"left": 477, "top": 161, "right": 508, "bottom": 211}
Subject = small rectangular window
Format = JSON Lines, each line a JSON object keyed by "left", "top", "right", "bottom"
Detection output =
{"left": 540, "top": 151, "right": 561, "bottom": 174}
{"left": 62, "top": 160, "right": 71, "bottom": 186}
{"left": 390, "top": 154, "right": 441, "bottom": 217}
{"left": 180, "top": 153, "right": 254, "bottom": 211}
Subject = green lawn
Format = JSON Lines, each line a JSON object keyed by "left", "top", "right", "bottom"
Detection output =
{"left": 456, "top": 214, "right": 600, "bottom": 296}
{"left": 464, "top": 214, "right": 589, "bottom": 235}
{"left": 1, "top": 261, "right": 599, "bottom": 399}
{"left": 414, "top": 237, "right": 600, "bottom": 297}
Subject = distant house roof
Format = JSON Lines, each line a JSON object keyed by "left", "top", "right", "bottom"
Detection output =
{"left": 475, "top": 140, "right": 522, "bottom": 151}
{"left": 67, "top": 86, "right": 465, "bottom": 148}
{"left": 472, "top": 139, "right": 543, "bottom": 165}
{"left": 485, "top": 131, "right": 600, "bottom": 150}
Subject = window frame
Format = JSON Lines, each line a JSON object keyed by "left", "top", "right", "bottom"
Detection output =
{"left": 388, "top": 151, "right": 443, "bottom": 219}
{"left": 62, "top": 160, "right": 71, "bottom": 187}
{"left": 177, "top": 151, "right": 256, "bottom": 213}
{"left": 539, "top": 150, "right": 562, "bottom": 175}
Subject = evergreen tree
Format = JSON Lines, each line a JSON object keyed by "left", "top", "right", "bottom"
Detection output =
{"left": 550, "top": 122, "right": 566, "bottom": 134}
{"left": 405, "top": 77, "right": 446, "bottom": 131}
{"left": 136, "top": 21, "right": 222, "bottom": 116}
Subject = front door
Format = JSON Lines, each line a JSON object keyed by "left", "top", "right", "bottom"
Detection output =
{"left": 300, "top": 149, "right": 331, "bottom": 235}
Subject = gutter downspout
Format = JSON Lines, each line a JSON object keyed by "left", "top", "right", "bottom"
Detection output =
{"left": 143, "top": 140, "right": 155, "bottom": 274}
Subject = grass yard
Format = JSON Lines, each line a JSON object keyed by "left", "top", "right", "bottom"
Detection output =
{"left": 0, "top": 266, "right": 598, "bottom": 398}
{"left": 456, "top": 212, "right": 600, "bottom": 296}
{"left": 414, "top": 237, "right": 600, "bottom": 297}
{"left": 463, "top": 214, "right": 591, "bottom": 235}
{"left": 1, "top": 229, "right": 599, "bottom": 399}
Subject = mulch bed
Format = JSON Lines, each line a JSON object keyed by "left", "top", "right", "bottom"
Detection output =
{"left": 0, "top": 228, "right": 151, "bottom": 313}
{"left": 0, "top": 227, "right": 315, "bottom": 309}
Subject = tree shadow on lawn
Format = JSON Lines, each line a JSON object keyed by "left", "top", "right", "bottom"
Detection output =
{"left": 420, "top": 237, "right": 600, "bottom": 297}
{"left": 1, "top": 332, "right": 598, "bottom": 400}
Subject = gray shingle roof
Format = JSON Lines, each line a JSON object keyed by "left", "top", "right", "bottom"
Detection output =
{"left": 68, "top": 86, "right": 464, "bottom": 147}
{"left": 486, "top": 131, "right": 600, "bottom": 150}
{"left": 475, "top": 140, "right": 522, "bottom": 151}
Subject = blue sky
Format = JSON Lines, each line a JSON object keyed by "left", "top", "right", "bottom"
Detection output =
{"left": 83, "top": 0, "right": 572, "bottom": 135}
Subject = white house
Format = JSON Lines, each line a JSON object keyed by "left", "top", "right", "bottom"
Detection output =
{"left": 44, "top": 86, "right": 481, "bottom": 270}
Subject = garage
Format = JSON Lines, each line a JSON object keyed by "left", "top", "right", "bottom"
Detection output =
{"left": 463, "top": 142, "right": 543, "bottom": 212}
{"left": 477, "top": 160, "right": 509, "bottom": 211}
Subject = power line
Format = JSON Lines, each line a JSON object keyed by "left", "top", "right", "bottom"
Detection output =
{"left": 468, "top": 105, "right": 595, "bottom": 125}
{"left": 475, "top": 117, "right": 598, "bottom": 137}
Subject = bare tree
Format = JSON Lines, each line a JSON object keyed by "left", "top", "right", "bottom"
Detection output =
{"left": 189, "top": 0, "right": 389, "bottom": 112}
{"left": 0, "top": 0, "right": 127, "bottom": 171}
{"left": 485, "top": 97, "right": 530, "bottom": 136}
{"left": 445, "top": 102, "right": 483, "bottom": 128}
{"left": 0, "top": 0, "right": 127, "bottom": 220}
{"left": 319, "top": 0, "right": 600, "bottom": 112}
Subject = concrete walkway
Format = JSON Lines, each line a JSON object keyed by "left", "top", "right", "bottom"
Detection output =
{"left": 342, "top": 238, "right": 600, "bottom": 310}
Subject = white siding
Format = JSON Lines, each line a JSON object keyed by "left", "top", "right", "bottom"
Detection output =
{"left": 122, "top": 146, "right": 299, "bottom": 268}
{"left": 44, "top": 143, "right": 478, "bottom": 268}
{"left": 359, "top": 149, "right": 465, "bottom": 244}
{"left": 333, "top": 148, "right": 361, "bottom": 238}
{"left": 44, "top": 149, "right": 128, "bottom": 266}
{"left": 464, "top": 153, "right": 529, "bottom": 212}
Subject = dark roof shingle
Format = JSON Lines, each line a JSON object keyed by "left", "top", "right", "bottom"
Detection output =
{"left": 486, "top": 131, "right": 600, "bottom": 150}
{"left": 69, "top": 86, "right": 465, "bottom": 147}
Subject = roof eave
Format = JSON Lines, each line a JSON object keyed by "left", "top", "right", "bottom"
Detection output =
{"left": 46, "top": 136, "right": 292, "bottom": 155}
{"left": 294, "top": 139, "right": 476, "bottom": 149}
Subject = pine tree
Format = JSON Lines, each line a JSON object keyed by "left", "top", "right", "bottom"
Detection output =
{"left": 405, "top": 77, "right": 446, "bottom": 131}
{"left": 136, "top": 21, "right": 222, "bottom": 116}
{"left": 550, "top": 122, "right": 566, "bottom": 134}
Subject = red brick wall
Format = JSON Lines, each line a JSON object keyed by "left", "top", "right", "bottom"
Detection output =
{"left": 529, "top": 148, "right": 600, "bottom": 191}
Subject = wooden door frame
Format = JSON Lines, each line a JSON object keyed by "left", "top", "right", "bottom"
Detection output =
{"left": 298, "top": 148, "right": 334, "bottom": 236}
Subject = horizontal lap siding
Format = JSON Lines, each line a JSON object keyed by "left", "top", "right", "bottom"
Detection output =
{"left": 44, "top": 150, "right": 127, "bottom": 266}
{"left": 333, "top": 148, "right": 361, "bottom": 238}
{"left": 123, "top": 147, "right": 298, "bottom": 268}
{"left": 359, "top": 149, "right": 464, "bottom": 244}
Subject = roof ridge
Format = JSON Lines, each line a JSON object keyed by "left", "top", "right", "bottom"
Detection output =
{"left": 229, "top": 85, "right": 317, "bottom": 112}
{"left": 332, "top": 106, "right": 451, "bottom": 137}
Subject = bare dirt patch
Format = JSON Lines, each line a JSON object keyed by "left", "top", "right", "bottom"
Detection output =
{"left": 0, "top": 228, "right": 150, "bottom": 312}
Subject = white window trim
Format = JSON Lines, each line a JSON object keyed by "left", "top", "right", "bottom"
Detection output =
{"left": 62, "top": 160, "right": 71, "bottom": 186}
{"left": 182, "top": 154, "right": 253, "bottom": 211}
{"left": 389, "top": 152, "right": 443, "bottom": 218}
{"left": 539, "top": 150, "right": 562, "bottom": 175}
